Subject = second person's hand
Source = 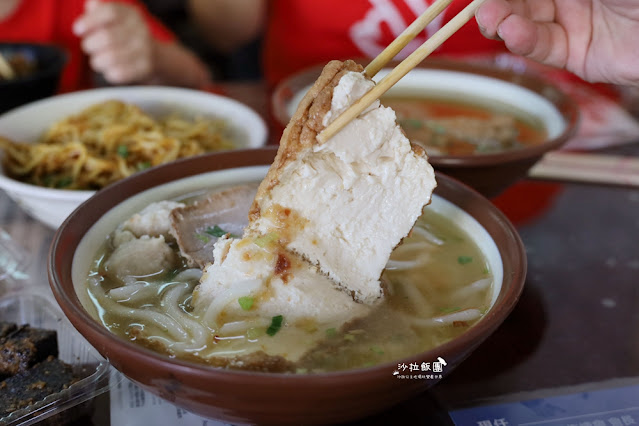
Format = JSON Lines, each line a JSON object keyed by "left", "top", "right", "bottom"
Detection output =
{"left": 475, "top": 0, "right": 639, "bottom": 86}
{"left": 73, "top": 0, "right": 155, "bottom": 85}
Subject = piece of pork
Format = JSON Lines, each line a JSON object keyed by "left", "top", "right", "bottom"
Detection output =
{"left": 247, "top": 59, "right": 437, "bottom": 304}
{"left": 169, "top": 184, "right": 258, "bottom": 268}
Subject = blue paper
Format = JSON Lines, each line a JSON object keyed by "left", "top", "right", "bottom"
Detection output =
{"left": 449, "top": 383, "right": 639, "bottom": 426}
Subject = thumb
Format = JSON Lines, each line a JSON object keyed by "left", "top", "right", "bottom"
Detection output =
{"left": 497, "top": 15, "right": 569, "bottom": 70}
{"left": 85, "top": 0, "right": 101, "bottom": 12}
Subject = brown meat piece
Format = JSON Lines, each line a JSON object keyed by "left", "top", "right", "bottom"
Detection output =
{"left": 170, "top": 184, "right": 259, "bottom": 267}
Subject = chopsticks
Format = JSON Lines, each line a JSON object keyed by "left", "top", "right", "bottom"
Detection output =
{"left": 0, "top": 52, "right": 16, "bottom": 80}
{"left": 317, "top": 0, "right": 486, "bottom": 144}
{"left": 528, "top": 151, "right": 639, "bottom": 187}
{"left": 364, "top": 0, "right": 454, "bottom": 78}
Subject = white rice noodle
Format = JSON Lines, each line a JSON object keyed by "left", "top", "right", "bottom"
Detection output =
{"left": 161, "top": 283, "right": 209, "bottom": 351}
{"left": 386, "top": 259, "right": 423, "bottom": 271}
{"left": 407, "top": 308, "right": 483, "bottom": 327}
{"left": 173, "top": 268, "right": 203, "bottom": 283}
{"left": 411, "top": 225, "right": 445, "bottom": 246}
{"left": 398, "top": 282, "right": 429, "bottom": 313}
{"left": 218, "top": 318, "right": 271, "bottom": 335}
{"left": 202, "top": 279, "right": 263, "bottom": 327}
{"left": 91, "top": 279, "right": 189, "bottom": 341}
{"left": 108, "top": 282, "right": 156, "bottom": 303}
{"left": 392, "top": 241, "right": 432, "bottom": 258}
{"left": 452, "top": 277, "right": 493, "bottom": 300}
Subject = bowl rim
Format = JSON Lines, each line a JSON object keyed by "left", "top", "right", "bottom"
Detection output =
{"left": 271, "top": 58, "right": 581, "bottom": 167}
{"left": 0, "top": 85, "right": 269, "bottom": 199}
{"left": 48, "top": 146, "right": 527, "bottom": 384}
{"left": 0, "top": 42, "right": 68, "bottom": 88}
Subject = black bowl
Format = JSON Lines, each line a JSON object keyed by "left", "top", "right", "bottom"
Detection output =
{"left": 0, "top": 43, "right": 68, "bottom": 114}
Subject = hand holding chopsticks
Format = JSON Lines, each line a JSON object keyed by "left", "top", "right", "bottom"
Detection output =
{"left": 317, "top": 0, "right": 487, "bottom": 144}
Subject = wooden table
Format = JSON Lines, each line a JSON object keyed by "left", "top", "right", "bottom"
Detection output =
{"left": 1, "top": 82, "right": 638, "bottom": 425}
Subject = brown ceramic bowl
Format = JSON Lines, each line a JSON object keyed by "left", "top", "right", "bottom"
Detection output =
{"left": 49, "top": 146, "right": 526, "bottom": 425}
{"left": 271, "top": 59, "right": 580, "bottom": 198}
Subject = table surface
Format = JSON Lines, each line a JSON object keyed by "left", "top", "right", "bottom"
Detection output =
{"left": 1, "top": 81, "right": 638, "bottom": 425}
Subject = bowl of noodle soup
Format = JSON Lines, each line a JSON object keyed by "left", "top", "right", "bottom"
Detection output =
{"left": 272, "top": 58, "right": 579, "bottom": 198}
{"left": 49, "top": 147, "right": 526, "bottom": 425}
{"left": 0, "top": 86, "right": 268, "bottom": 229}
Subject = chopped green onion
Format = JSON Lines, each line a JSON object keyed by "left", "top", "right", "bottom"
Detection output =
{"left": 205, "top": 225, "right": 228, "bottom": 238}
{"left": 266, "top": 315, "right": 284, "bottom": 336}
{"left": 344, "top": 334, "right": 356, "bottom": 342}
{"left": 457, "top": 256, "right": 473, "bottom": 265}
{"left": 254, "top": 232, "right": 279, "bottom": 248}
{"left": 439, "top": 307, "right": 461, "bottom": 314}
{"left": 117, "top": 144, "right": 129, "bottom": 158}
{"left": 325, "top": 328, "right": 337, "bottom": 337}
{"left": 195, "top": 233, "right": 210, "bottom": 243}
{"left": 370, "top": 346, "right": 384, "bottom": 355}
{"left": 136, "top": 161, "right": 151, "bottom": 171}
{"left": 54, "top": 176, "right": 73, "bottom": 188}
{"left": 238, "top": 296, "right": 254, "bottom": 311}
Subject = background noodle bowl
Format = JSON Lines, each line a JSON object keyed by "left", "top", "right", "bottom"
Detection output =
{"left": 382, "top": 95, "right": 548, "bottom": 156}
{"left": 272, "top": 59, "right": 579, "bottom": 197}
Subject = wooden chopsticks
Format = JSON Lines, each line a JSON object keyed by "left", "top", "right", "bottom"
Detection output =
{"left": 528, "top": 151, "right": 639, "bottom": 187}
{"left": 317, "top": 0, "right": 486, "bottom": 144}
{"left": 364, "top": 0, "right": 454, "bottom": 78}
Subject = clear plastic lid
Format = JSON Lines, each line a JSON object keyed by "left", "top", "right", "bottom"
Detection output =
{"left": 0, "top": 291, "right": 111, "bottom": 426}
{"left": 0, "top": 227, "right": 31, "bottom": 286}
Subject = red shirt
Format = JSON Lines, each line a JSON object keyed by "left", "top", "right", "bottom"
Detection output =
{"left": 263, "top": 0, "right": 506, "bottom": 86}
{"left": 0, "top": 0, "right": 174, "bottom": 93}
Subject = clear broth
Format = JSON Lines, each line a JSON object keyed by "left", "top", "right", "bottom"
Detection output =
{"left": 86, "top": 198, "right": 493, "bottom": 373}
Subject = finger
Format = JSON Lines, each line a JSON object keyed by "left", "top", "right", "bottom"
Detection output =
{"left": 498, "top": 14, "right": 568, "bottom": 69}
{"left": 73, "top": 2, "right": 124, "bottom": 36}
{"left": 90, "top": 43, "right": 152, "bottom": 84}
{"left": 520, "top": 0, "right": 556, "bottom": 23}
{"left": 476, "top": 0, "right": 512, "bottom": 39}
{"left": 103, "top": 57, "right": 152, "bottom": 84}
{"left": 476, "top": 0, "right": 557, "bottom": 39}
{"left": 80, "top": 27, "right": 130, "bottom": 55}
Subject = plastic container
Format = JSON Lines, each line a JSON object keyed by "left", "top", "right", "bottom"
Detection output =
{"left": 0, "top": 228, "right": 31, "bottom": 291}
{"left": 0, "top": 292, "right": 111, "bottom": 425}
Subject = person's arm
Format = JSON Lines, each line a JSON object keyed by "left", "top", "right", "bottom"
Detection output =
{"left": 187, "top": 0, "right": 267, "bottom": 53}
{"left": 73, "top": 0, "right": 211, "bottom": 88}
{"left": 475, "top": 0, "right": 639, "bottom": 86}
